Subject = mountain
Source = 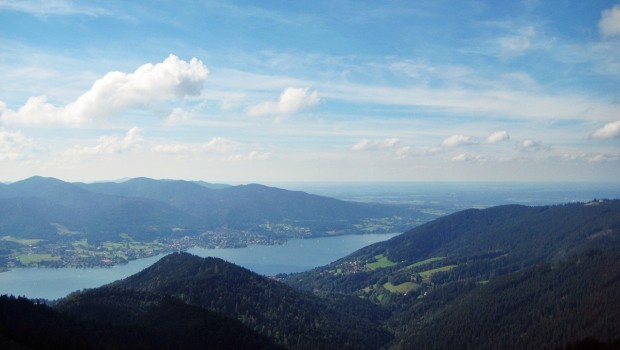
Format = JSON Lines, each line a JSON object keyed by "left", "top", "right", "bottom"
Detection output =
{"left": 282, "top": 200, "right": 620, "bottom": 349}
{"left": 57, "top": 252, "right": 392, "bottom": 350}
{"left": 284, "top": 200, "right": 620, "bottom": 295}
{"left": 0, "top": 176, "right": 421, "bottom": 243}
{"left": 81, "top": 179, "right": 416, "bottom": 230}
{"left": 0, "top": 176, "right": 201, "bottom": 243}
{"left": 192, "top": 180, "right": 231, "bottom": 189}
{"left": 396, "top": 248, "right": 620, "bottom": 349}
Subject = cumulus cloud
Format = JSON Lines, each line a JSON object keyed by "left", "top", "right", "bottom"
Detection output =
{"left": 246, "top": 87, "right": 319, "bottom": 118}
{"left": 352, "top": 138, "right": 400, "bottom": 151}
{"left": 152, "top": 137, "right": 238, "bottom": 155}
{"left": 599, "top": 5, "right": 620, "bottom": 38}
{"left": 451, "top": 153, "right": 470, "bottom": 162}
{"left": 517, "top": 139, "right": 548, "bottom": 152}
{"left": 228, "top": 151, "right": 271, "bottom": 162}
{"left": 451, "top": 153, "right": 486, "bottom": 162}
{"left": 590, "top": 120, "right": 620, "bottom": 139}
{"left": 352, "top": 138, "right": 410, "bottom": 159}
{"left": 486, "top": 131, "right": 510, "bottom": 144}
{"left": 0, "top": 129, "right": 34, "bottom": 161}
{"left": 64, "top": 127, "right": 145, "bottom": 156}
{"left": 441, "top": 134, "right": 476, "bottom": 147}
{"left": 1, "top": 54, "right": 208, "bottom": 126}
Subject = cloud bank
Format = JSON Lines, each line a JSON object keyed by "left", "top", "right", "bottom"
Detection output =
{"left": 1, "top": 54, "right": 208, "bottom": 126}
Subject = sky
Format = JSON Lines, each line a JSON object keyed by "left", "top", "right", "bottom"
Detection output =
{"left": 0, "top": 0, "right": 619, "bottom": 183}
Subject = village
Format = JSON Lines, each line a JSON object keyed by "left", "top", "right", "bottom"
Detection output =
{"left": 1, "top": 230, "right": 286, "bottom": 270}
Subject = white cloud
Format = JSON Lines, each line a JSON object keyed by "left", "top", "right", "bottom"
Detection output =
{"left": 441, "top": 134, "right": 476, "bottom": 147}
{"left": 451, "top": 153, "right": 469, "bottom": 162}
{"left": 246, "top": 87, "right": 319, "bottom": 118}
{"left": 0, "top": 129, "right": 34, "bottom": 161}
{"left": 228, "top": 151, "right": 271, "bottom": 162}
{"left": 352, "top": 138, "right": 411, "bottom": 159}
{"left": 599, "top": 5, "right": 620, "bottom": 38}
{"left": 486, "top": 131, "right": 510, "bottom": 144}
{"left": 590, "top": 120, "right": 620, "bottom": 139}
{"left": 451, "top": 153, "right": 486, "bottom": 162}
{"left": 152, "top": 137, "right": 238, "bottom": 155}
{"left": 562, "top": 152, "right": 619, "bottom": 163}
{"left": 352, "top": 138, "right": 400, "bottom": 151}
{"left": 64, "top": 127, "right": 145, "bottom": 156}
{"left": 518, "top": 139, "right": 547, "bottom": 152}
{"left": 1, "top": 54, "right": 208, "bottom": 126}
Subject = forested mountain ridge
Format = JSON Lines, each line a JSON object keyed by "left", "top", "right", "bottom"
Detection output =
{"left": 284, "top": 200, "right": 620, "bottom": 296}
{"left": 395, "top": 247, "right": 620, "bottom": 349}
{"left": 0, "top": 176, "right": 422, "bottom": 241}
{"left": 57, "top": 252, "right": 392, "bottom": 350}
{"left": 281, "top": 199, "right": 620, "bottom": 349}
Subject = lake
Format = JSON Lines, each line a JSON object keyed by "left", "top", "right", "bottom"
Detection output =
{"left": 0, "top": 233, "right": 398, "bottom": 300}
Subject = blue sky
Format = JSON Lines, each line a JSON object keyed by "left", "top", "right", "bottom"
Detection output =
{"left": 0, "top": 0, "right": 619, "bottom": 183}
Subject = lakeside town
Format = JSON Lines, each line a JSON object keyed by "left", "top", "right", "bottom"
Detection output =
{"left": 0, "top": 230, "right": 287, "bottom": 272}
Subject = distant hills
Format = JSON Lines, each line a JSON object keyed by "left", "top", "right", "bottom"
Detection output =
{"left": 0, "top": 176, "right": 424, "bottom": 244}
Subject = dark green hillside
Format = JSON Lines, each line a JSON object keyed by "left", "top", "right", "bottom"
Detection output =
{"left": 0, "top": 198, "right": 69, "bottom": 239}
{"left": 196, "top": 183, "right": 409, "bottom": 229}
{"left": 79, "top": 177, "right": 217, "bottom": 212}
{"left": 60, "top": 252, "right": 392, "bottom": 350}
{"left": 0, "top": 176, "right": 96, "bottom": 209}
{"left": 79, "top": 197, "right": 200, "bottom": 242}
{"left": 284, "top": 200, "right": 620, "bottom": 297}
{"left": 1, "top": 294, "right": 279, "bottom": 350}
{"left": 83, "top": 179, "right": 418, "bottom": 233}
{"left": 395, "top": 248, "right": 620, "bottom": 350}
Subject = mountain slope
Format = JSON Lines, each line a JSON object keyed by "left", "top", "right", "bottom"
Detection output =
{"left": 1, "top": 176, "right": 420, "bottom": 241}
{"left": 395, "top": 248, "right": 620, "bottom": 349}
{"left": 284, "top": 200, "right": 620, "bottom": 295}
{"left": 58, "top": 252, "right": 392, "bottom": 350}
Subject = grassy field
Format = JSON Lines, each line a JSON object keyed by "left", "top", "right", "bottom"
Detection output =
{"left": 366, "top": 254, "right": 397, "bottom": 270}
{"left": 1, "top": 236, "right": 42, "bottom": 245}
{"left": 419, "top": 265, "right": 457, "bottom": 278}
{"left": 383, "top": 281, "right": 419, "bottom": 294}
{"left": 406, "top": 257, "right": 446, "bottom": 269}
{"left": 16, "top": 253, "right": 60, "bottom": 265}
